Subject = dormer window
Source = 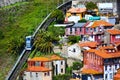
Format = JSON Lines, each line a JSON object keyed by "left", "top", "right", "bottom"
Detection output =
{"left": 112, "top": 50, "right": 115, "bottom": 52}
{"left": 108, "top": 50, "right": 111, "bottom": 52}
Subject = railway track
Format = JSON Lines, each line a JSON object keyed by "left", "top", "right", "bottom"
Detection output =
{"left": 6, "top": 0, "right": 72, "bottom": 80}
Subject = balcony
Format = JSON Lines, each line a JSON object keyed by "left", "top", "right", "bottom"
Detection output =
{"left": 114, "top": 38, "right": 120, "bottom": 43}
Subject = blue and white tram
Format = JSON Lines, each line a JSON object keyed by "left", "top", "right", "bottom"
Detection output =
{"left": 25, "top": 36, "right": 33, "bottom": 50}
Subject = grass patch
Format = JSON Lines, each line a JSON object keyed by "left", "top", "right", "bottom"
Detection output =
{"left": 0, "top": 0, "right": 63, "bottom": 79}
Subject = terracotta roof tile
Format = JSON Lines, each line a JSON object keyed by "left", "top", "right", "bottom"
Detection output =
{"left": 28, "top": 55, "right": 64, "bottom": 62}
{"left": 87, "top": 49, "right": 120, "bottom": 59}
{"left": 114, "top": 75, "right": 120, "bottom": 80}
{"left": 49, "top": 55, "right": 64, "bottom": 60}
{"left": 67, "top": 8, "right": 86, "bottom": 13}
{"left": 99, "top": 46, "right": 115, "bottom": 50}
{"left": 107, "top": 29, "right": 120, "bottom": 35}
{"left": 91, "top": 20, "right": 113, "bottom": 28}
{"left": 27, "top": 66, "right": 51, "bottom": 72}
{"left": 114, "top": 69, "right": 120, "bottom": 80}
{"left": 81, "top": 68, "right": 103, "bottom": 75}
{"left": 79, "top": 41, "right": 99, "bottom": 48}
{"left": 28, "top": 57, "right": 51, "bottom": 62}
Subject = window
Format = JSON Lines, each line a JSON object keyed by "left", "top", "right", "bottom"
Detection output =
{"left": 86, "top": 28, "right": 88, "bottom": 32}
{"left": 105, "top": 74, "right": 107, "bottom": 80}
{"left": 61, "top": 68, "right": 63, "bottom": 73}
{"left": 36, "top": 73, "right": 38, "bottom": 77}
{"left": 73, "top": 48, "right": 76, "bottom": 52}
{"left": 98, "top": 35, "right": 101, "bottom": 39}
{"left": 30, "top": 72, "right": 32, "bottom": 77}
{"left": 115, "top": 64, "right": 117, "bottom": 69}
{"left": 109, "top": 65, "right": 111, "bottom": 70}
{"left": 35, "top": 61, "right": 40, "bottom": 66}
{"left": 94, "top": 28, "right": 96, "bottom": 32}
{"left": 80, "top": 28, "right": 82, "bottom": 32}
{"left": 99, "top": 27, "right": 102, "bottom": 31}
{"left": 44, "top": 73, "right": 47, "bottom": 76}
{"left": 90, "top": 28, "right": 93, "bottom": 32}
{"left": 47, "top": 72, "right": 50, "bottom": 76}
{"left": 116, "top": 35, "right": 120, "bottom": 39}
{"left": 75, "top": 28, "right": 77, "bottom": 31}
{"left": 110, "top": 73, "right": 112, "bottom": 79}
{"left": 70, "top": 28, "right": 72, "bottom": 34}
{"left": 61, "top": 61, "right": 63, "bottom": 65}
{"left": 105, "top": 66, "right": 107, "bottom": 71}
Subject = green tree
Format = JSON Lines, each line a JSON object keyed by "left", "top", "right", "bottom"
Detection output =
{"left": 86, "top": 2, "right": 98, "bottom": 10}
{"left": 66, "top": 66, "right": 72, "bottom": 74}
{"left": 78, "top": 19, "right": 87, "bottom": 23}
{"left": 48, "top": 25, "right": 65, "bottom": 36}
{"left": 51, "top": 9, "right": 64, "bottom": 24}
{"left": 68, "top": 36, "right": 81, "bottom": 44}
{"left": 34, "top": 30, "right": 55, "bottom": 53}
{"left": 72, "top": 62, "right": 83, "bottom": 70}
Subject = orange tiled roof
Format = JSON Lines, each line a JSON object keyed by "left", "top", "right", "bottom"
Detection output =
{"left": 79, "top": 41, "right": 99, "bottom": 48}
{"left": 99, "top": 46, "right": 115, "bottom": 50}
{"left": 114, "top": 74, "right": 120, "bottom": 80}
{"left": 91, "top": 20, "right": 113, "bottom": 28}
{"left": 67, "top": 8, "right": 86, "bottom": 13}
{"left": 114, "top": 69, "right": 120, "bottom": 80}
{"left": 107, "top": 29, "right": 120, "bottom": 35}
{"left": 87, "top": 49, "right": 120, "bottom": 59}
{"left": 28, "top": 57, "right": 52, "bottom": 62}
{"left": 81, "top": 68, "right": 103, "bottom": 75}
{"left": 115, "top": 42, "right": 120, "bottom": 47}
{"left": 27, "top": 66, "right": 51, "bottom": 72}
{"left": 50, "top": 55, "right": 64, "bottom": 60}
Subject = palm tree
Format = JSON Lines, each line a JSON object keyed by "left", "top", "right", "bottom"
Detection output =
{"left": 34, "top": 30, "right": 54, "bottom": 54}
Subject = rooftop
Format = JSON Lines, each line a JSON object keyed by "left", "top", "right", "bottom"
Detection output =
{"left": 99, "top": 46, "right": 115, "bottom": 50}
{"left": 81, "top": 68, "right": 103, "bottom": 75}
{"left": 72, "top": 23, "right": 86, "bottom": 28}
{"left": 79, "top": 41, "right": 99, "bottom": 48}
{"left": 87, "top": 48, "right": 120, "bottom": 59}
{"left": 107, "top": 29, "right": 120, "bottom": 35}
{"left": 67, "top": 7, "right": 86, "bottom": 13}
{"left": 50, "top": 55, "right": 64, "bottom": 60}
{"left": 26, "top": 66, "right": 51, "bottom": 72}
{"left": 91, "top": 20, "right": 113, "bottom": 28}
{"left": 28, "top": 55, "right": 64, "bottom": 62}
{"left": 114, "top": 69, "right": 120, "bottom": 80}
{"left": 28, "top": 57, "right": 51, "bottom": 62}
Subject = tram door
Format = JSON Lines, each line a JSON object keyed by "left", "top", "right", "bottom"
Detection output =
{"left": 26, "top": 36, "right": 32, "bottom": 50}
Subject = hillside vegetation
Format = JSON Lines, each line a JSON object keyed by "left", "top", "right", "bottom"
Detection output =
{"left": 0, "top": 0, "right": 62, "bottom": 79}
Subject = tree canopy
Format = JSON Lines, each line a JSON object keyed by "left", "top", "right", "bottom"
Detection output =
{"left": 50, "top": 9, "right": 64, "bottom": 24}
{"left": 78, "top": 19, "right": 87, "bottom": 23}
{"left": 72, "top": 62, "right": 83, "bottom": 70}
{"left": 86, "top": 2, "right": 98, "bottom": 10}
{"left": 68, "top": 36, "right": 81, "bottom": 44}
{"left": 34, "top": 30, "right": 56, "bottom": 53}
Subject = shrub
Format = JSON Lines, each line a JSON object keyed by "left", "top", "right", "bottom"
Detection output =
{"left": 78, "top": 19, "right": 87, "bottom": 23}
{"left": 86, "top": 2, "right": 98, "bottom": 10}
{"left": 0, "top": 30, "right": 4, "bottom": 39}
{"left": 68, "top": 36, "right": 81, "bottom": 44}
{"left": 72, "top": 62, "right": 83, "bottom": 70}
{"left": 53, "top": 74, "right": 72, "bottom": 80}
{"left": 50, "top": 9, "right": 64, "bottom": 24}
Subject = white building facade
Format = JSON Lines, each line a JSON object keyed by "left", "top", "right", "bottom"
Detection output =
{"left": 67, "top": 44, "right": 82, "bottom": 60}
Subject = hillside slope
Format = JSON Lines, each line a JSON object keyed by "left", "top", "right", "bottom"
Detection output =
{"left": 0, "top": 0, "right": 62, "bottom": 79}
